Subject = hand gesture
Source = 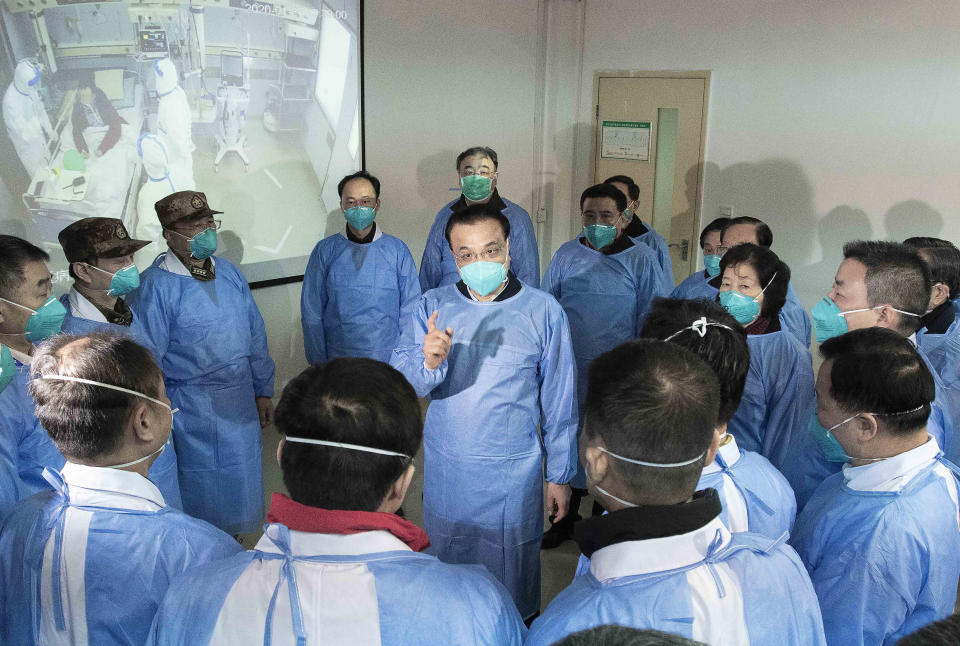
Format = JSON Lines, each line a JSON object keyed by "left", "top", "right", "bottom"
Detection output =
{"left": 423, "top": 310, "right": 453, "bottom": 370}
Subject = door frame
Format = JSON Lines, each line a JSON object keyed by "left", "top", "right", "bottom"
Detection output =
{"left": 591, "top": 70, "right": 711, "bottom": 275}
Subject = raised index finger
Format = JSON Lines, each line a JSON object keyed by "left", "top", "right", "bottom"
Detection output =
{"left": 426, "top": 310, "right": 439, "bottom": 333}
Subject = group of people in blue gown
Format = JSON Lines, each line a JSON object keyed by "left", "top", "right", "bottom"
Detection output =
{"left": 1, "top": 139, "right": 959, "bottom": 645}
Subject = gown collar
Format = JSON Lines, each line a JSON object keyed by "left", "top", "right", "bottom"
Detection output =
{"left": 343, "top": 221, "right": 382, "bottom": 244}
{"left": 58, "top": 461, "right": 166, "bottom": 511}
{"left": 160, "top": 249, "right": 216, "bottom": 277}
{"left": 842, "top": 435, "right": 941, "bottom": 493}
{"left": 701, "top": 434, "right": 741, "bottom": 475}
{"left": 265, "top": 493, "right": 430, "bottom": 552}
{"left": 574, "top": 488, "right": 722, "bottom": 559}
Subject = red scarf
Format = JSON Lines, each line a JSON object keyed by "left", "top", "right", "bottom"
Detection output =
{"left": 745, "top": 315, "right": 771, "bottom": 336}
{"left": 266, "top": 493, "right": 431, "bottom": 552}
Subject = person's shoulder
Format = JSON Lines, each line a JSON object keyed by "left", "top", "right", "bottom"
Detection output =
{"left": 155, "top": 508, "right": 243, "bottom": 551}
{"left": 378, "top": 232, "right": 415, "bottom": 254}
{"left": 553, "top": 237, "right": 585, "bottom": 257}
{"left": 500, "top": 197, "right": 531, "bottom": 218}
{"left": 749, "top": 328, "right": 806, "bottom": 354}
{"left": 422, "top": 283, "right": 460, "bottom": 304}
{"left": 432, "top": 200, "right": 459, "bottom": 222}
{"left": 2, "top": 490, "right": 58, "bottom": 529}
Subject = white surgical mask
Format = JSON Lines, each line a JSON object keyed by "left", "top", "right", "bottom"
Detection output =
{"left": 589, "top": 446, "right": 705, "bottom": 508}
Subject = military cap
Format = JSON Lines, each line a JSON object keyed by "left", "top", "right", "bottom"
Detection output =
{"left": 58, "top": 217, "right": 149, "bottom": 263}
{"left": 154, "top": 191, "right": 223, "bottom": 228}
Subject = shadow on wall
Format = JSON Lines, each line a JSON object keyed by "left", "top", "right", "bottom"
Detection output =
{"left": 884, "top": 200, "right": 944, "bottom": 242}
{"left": 803, "top": 206, "right": 874, "bottom": 300}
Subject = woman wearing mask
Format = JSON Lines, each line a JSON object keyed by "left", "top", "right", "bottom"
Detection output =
{"left": 717, "top": 243, "right": 815, "bottom": 472}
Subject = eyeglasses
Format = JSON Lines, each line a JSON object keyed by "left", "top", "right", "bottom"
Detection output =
{"left": 454, "top": 245, "right": 505, "bottom": 264}
{"left": 716, "top": 245, "right": 730, "bottom": 256}
{"left": 343, "top": 198, "right": 377, "bottom": 208}
{"left": 171, "top": 219, "right": 222, "bottom": 236}
{"left": 460, "top": 169, "right": 496, "bottom": 179}
{"left": 581, "top": 211, "right": 623, "bottom": 226}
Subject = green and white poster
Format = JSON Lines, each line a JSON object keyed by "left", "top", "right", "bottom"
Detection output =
{"left": 601, "top": 120, "right": 651, "bottom": 161}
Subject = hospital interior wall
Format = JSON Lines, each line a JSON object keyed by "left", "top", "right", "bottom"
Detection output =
{"left": 571, "top": 0, "right": 960, "bottom": 310}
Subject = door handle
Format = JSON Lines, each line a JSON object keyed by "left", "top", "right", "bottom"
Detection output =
{"left": 668, "top": 239, "right": 690, "bottom": 261}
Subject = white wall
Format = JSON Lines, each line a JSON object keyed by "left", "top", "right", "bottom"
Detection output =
{"left": 573, "top": 0, "right": 960, "bottom": 307}
{"left": 259, "top": 0, "right": 960, "bottom": 391}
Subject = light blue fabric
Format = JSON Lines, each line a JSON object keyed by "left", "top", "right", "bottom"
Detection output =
{"left": 1, "top": 358, "right": 65, "bottom": 496}
{"left": 58, "top": 294, "right": 183, "bottom": 509}
{"left": 528, "top": 530, "right": 826, "bottom": 646}
{"left": 783, "top": 345, "right": 955, "bottom": 510}
{"left": 667, "top": 274, "right": 811, "bottom": 347}
{"left": 390, "top": 283, "right": 578, "bottom": 618}
{"left": 543, "top": 236, "right": 667, "bottom": 488}
{"left": 0, "top": 469, "right": 240, "bottom": 646}
{"left": 147, "top": 523, "right": 526, "bottom": 646}
{"left": 790, "top": 458, "right": 960, "bottom": 645}
{"left": 699, "top": 446, "right": 797, "bottom": 539}
{"left": 917, "top": 314, "right": 960, "bottom": 464}
{"left": 300, "top": 231, "right": 420, "bottom": 364}
{"left": 128, "top": 254, "right": 275, "bottom": 535}
{"left": 630, "top": 226, "right": 674, "bottom": 292}
{"left": 727, "top": 331, "right": 815, "bottom": 471}
{"left": 0, "top": 403, "right": 20, "bottom": 521}
{"left": 419, "top": 196, "right": 540, "bottom": 291}
{"left": 670, "top": 269, "right": 712, "bottom": 300}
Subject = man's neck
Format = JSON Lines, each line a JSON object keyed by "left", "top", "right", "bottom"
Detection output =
{"left": 171, "top": 246, "right": 206, "bottom": 269}
{"left": 75, "top": 283, "right": 118, "bottom": 312}
{"left": 0, "top": 333, "right": 32, "bottom": 356}
{"left": 469, "top": 279, "right": 508, "bottom": 302}
{"left": 464, "top": 194, "right": 492, "bottom": 207}
{"left": 347, "top": 223, "right": 374, "bottom": 239}
{"left": 849, "top": 429, "right": 930, "bottom": 467}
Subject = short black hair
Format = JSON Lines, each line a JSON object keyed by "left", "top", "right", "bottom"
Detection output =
{"left": 444, "top": 202, "right": 510, "bottom": 245}
{"left": 554, "top": 625, "right": 705, "bottom": 646}
{"left": 897, "top": 612, "right": 960, "bottom": 646}
{"left": 29, "top": 332, "right": 164, "bottom": 460}
{"left": 843, "top": 240, "right": 930, "bottom": 334}
{"left": 723, "top": 216, "right": 773, "bottom": 248}
{"left": 337, "top": 170, "right": 381, "bottom": 199}
{"left": 819, "top": 327, "right": 934, "bottom": 436}
{"left": 0, "top": 234, "right": 49, "bottom": 300}
{"left": 584, "top": 339, "right": 719, "bottom": 500}
{"left": 641, "top": 298, "right": 749, "bottom": 425}
{"left": 603, "top": 174, "right": 639, "bottom": 201}
{"left": 719, "top": 243, "right": 790, "bottom": 320}
{"left": 904, "top": 237, "right": 960, "bottom": 299}
{"left": 275, "top": 358, "right": 422, "bottom": 512}
{"left": 699, "top": 217, "right": 728, "bottom": 249}
{"left": 580, "top": 183, "right": 627, "bottom": 212}
{"left": 456, "top": 146, "right": 498, "bottom": 171}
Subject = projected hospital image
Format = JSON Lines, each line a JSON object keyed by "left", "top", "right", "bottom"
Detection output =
{"left": 0, "top": 0, "right": 361, "bottom": 284}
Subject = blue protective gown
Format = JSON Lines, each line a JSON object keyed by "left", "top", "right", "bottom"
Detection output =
{"left": 300, "top": 229, "right": 420, "bottom": 364}
{"left": 668, "top": 274, "right": 811, "bottom": 347}
{"left": 918, "top": 315, "right": 960, "bottom": 463}
{"left": 0, "top": 358, "right": 61, "bottom": 498}
{"left": 0, "top": 400, "right": 20, "bottom": 521}
{"left": 543, "top": 236, "right": 667, "bottom": 488}
{"left": 670, "top": 269, "right": 712, "bottom": 300}
{"left": 147, "top": 523, "right": 526, "bottom": 646}
{"left": 58, "top": 292, "right": 183, "bottom": 509}
{"left": 128, "top": 254, "right": 275, "bottom": 535}
{"left": 790, "top": 442, "right": 960, "bottom": 645}
{"left": 0, "top": 465, "right": 241, "bottom": 646}
{"left": 629, "top": 226, "right": 674, "bottom": 292}
{"left": 419, "top": 195, "right": 540, "bottom": 291}
{"left": 390, "top": 283, "right": 578, "bottom": 619}
{"left": 727, "top": 330, "right": 816, "bottom": 472}
{"left": 528, "top": 518, "right": 825, "bottom": 645}
{"left": 784, "top": 344, "right": 955, "bottom": 510}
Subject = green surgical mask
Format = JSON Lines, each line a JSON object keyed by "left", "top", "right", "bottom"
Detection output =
{"left": 461, "top": 174, "right": 493, "bottom": 202}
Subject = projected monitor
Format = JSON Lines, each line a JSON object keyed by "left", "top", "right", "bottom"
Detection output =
{"left": 0, "top": 1, "right": 363, "bottom": 289}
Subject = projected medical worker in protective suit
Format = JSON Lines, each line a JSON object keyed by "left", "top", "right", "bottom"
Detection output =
{"left": 136, "top": 133, "right": 196, "bottom": 261}
{"left": 2, "top": 59, "right": 54, "bottom": 177}
{"left": 153, "top": 58, "right": 195, "bottom": 188}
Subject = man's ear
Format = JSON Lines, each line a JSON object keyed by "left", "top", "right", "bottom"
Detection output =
{"left": 584, "top": 445, "right": 609, "bottom": 484}
{"left": 705, "top": 424, "right": 726, "bottom": 466}
{"left": 854, "top": 413, "right": 880, "bottom": 443}
{"left": 276, "top": 437, "right": 285, "bottom": 467}
{"left": 129, "top": 401, "right": 156, "bottom": 443}
{"left": 874, "top": 305, "right": 899, "bottom": 330}
{"left": 931, "top": 283, "right": 950, "bottom": 308}
{"left": 72, "top": 262, "right": 94, "bottom": 286}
